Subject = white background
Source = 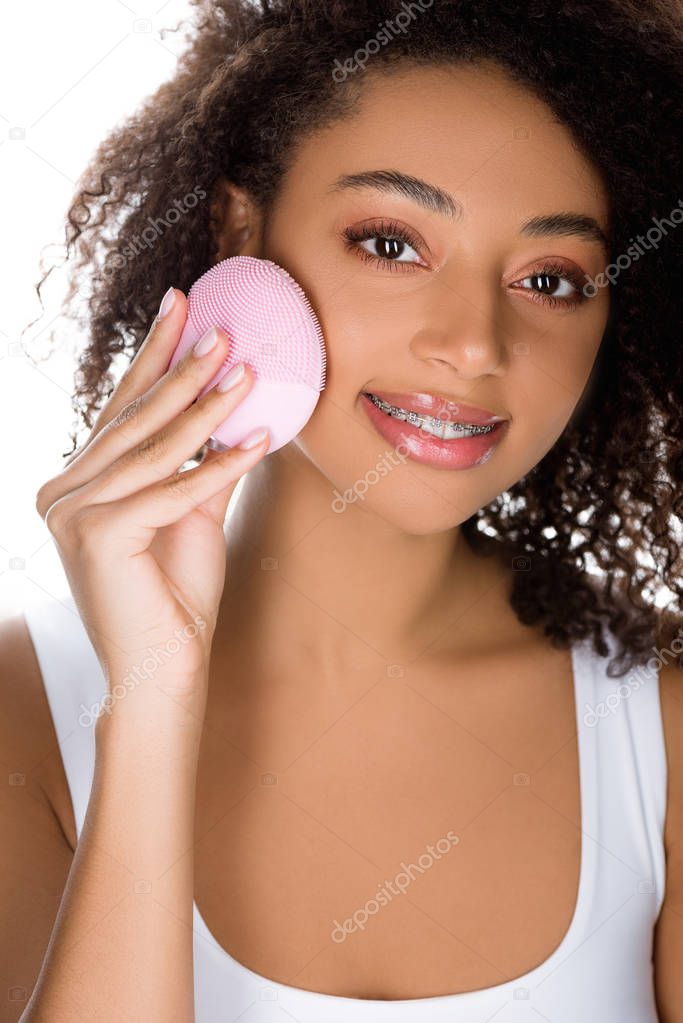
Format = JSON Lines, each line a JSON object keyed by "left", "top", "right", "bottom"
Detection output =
{"left": 0, "top": 0, "right": 194, "bottom": 616}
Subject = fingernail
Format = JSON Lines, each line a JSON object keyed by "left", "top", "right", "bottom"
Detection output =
{"left": 237, "top": 426, "right": 269, "bottom": 450}
{"left": 158, "top": 287, "right": 176, "bottom": 319}
{"left": 217, "top": 362, "right": 245, "bottom": 391}
{"left": 193, "top": 327, "right": 218, "bottom": 357}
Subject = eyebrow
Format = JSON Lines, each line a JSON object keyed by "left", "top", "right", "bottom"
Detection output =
{"left": 330, "top": 169, "right": 460, "bottom": 219}
{"left": 329, "top": 169, "right": 610, "bottom": 251}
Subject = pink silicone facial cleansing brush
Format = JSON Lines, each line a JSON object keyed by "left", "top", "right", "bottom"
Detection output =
{"left": 167, "top": 256, "right": 327, "bottom": 454}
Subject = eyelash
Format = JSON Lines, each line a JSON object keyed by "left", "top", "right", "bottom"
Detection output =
{"left": 342, "top": 219, "right": 425, "bottom": 274}
{"left": 342, "top": 220, "right": 588, "bottom": 310}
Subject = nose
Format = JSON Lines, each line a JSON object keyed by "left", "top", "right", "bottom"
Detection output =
{"left": 409, "top": 276, "right": 507, "bottom": 380}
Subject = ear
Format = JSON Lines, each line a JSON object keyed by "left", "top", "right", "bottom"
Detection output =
{"left": 208, "top": 178, "right": 263, "bottom": 262}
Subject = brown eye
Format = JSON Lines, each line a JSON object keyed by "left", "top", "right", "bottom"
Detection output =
{"left": 521, "top": 273, "right": 577, "bottom": 299}
{"left": 342, "top": 218, "right": 428, "bottom": 272}
{"left": 357, "top": 233, "right": 421, "bottom": 263}
{"left": 510, "top": 261, "right": 588, "bottom": 309}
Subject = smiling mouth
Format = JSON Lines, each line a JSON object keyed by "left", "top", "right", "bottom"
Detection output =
{"left": 362, "top": 392, "right": 499, "bottom": 439}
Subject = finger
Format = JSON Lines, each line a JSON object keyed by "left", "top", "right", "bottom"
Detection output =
{"left": 64, "top": 286, "right": 189, "bottom": 465}
{"left": 36, "top": 323, "right": 236, "bottom": 518}
{"left": 190, "top": 446, "right": 248, "bottom": 524}
{"left": 61, "top": 358, "right": 258, "bottom": 509}
{"left": 49, "top": 429, "right": 271, "bottom": 559}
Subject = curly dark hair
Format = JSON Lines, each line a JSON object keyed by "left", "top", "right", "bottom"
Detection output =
{"left": 29, "top": 0, "right": 683, "bottom": 676}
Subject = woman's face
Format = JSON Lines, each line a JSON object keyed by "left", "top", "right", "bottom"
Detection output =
{"left": 251, "top": 60, "right": 611, "bottom": 534}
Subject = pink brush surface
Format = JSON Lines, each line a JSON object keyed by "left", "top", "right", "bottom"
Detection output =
{"left": 168, "top": 256, "right": 327, "bottom": 454}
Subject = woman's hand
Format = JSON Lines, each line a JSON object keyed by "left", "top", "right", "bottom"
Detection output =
{"left": 34, "top": 287, "right": 269, "bottom": 727}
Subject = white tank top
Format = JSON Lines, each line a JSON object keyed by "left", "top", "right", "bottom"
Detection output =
{"left": 22, "top": 588, "right": 667, "bottom": 1022}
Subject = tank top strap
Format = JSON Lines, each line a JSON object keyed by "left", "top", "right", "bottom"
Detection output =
{"left": 23, "top": 587, "right": 106, "bottom": 840}
{"left": 573, "top": 626, "right": 667, "bottom": 919}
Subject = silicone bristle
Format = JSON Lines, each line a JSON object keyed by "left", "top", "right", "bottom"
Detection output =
{"left": 187, "top": 257, "right": 326, "bottom": 391}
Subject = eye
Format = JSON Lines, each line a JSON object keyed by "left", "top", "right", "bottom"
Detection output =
{"left": 342, "top": 223, "right": 590, "bottom": 310}
{"left": 342, "top": 219, "right": 427, "bottom": 272}
{"left": 511, "top": 262, "right": 588, "bottom": 310}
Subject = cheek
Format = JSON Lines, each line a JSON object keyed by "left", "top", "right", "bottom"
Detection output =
{"left": 316, "top": 277, "right": 419, "bottom": 380}
{"left": 296, "top": 288, "right": 413, "bottom": 469}
{"left": 507, "top": 329, "right": 603, "bottom": 459}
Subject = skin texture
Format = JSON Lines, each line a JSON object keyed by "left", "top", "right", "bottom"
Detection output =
{"left": 2, "top": 59, "right": 681, "bottom": 1021}
{"left": 217, "top": 60, "right": 612, "bottom": 650}
{"left": 248, "top": 62, "right": 611, "bottom": 540}
{"left": 189, "top": 59, "right": 678, "bottom": 1010}
{"left": 184, "top": 61, "right": 681, "bottom": 1010}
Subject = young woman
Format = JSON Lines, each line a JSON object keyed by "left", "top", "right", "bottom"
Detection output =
{"left": 3, "top": 1, "right": 682, "bottom": 1020}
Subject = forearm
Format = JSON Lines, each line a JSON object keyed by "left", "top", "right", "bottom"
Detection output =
{"left": 21, "top": 675, "right": 205, "bottom": 1023}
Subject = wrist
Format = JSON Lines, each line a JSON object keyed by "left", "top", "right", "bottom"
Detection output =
{"left": 94, "top": 666, "right": 208, "bottom": 760}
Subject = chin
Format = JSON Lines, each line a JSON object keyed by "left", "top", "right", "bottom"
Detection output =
{"left": 338, "top": 490, "right": 479, "bottom": 535}
{"left": 303, "top": 449, "right": 488, "bottom": 536}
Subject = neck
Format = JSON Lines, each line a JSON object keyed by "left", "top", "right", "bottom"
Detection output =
{"left": 217, "top": 443, "right": 512, "bottom": 672}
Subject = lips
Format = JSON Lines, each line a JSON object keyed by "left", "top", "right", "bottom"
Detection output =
{"left": 362, "top": 389, "right": 506, "bottom": 427}
{"left": 359, "top": 392, "right": 508, "bottom": 470}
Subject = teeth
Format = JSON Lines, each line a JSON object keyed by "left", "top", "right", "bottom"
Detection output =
{"left": 366, "top": 393, "right": 497, "bottom": 439}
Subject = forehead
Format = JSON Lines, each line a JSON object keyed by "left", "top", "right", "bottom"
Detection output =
{"left": 279, "top": 61, "right": 609, "bottom": 227}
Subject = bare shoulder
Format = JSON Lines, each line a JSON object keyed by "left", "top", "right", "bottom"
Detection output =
{"left": 653, "top": 658, "right": 683, "bottom": 1023}
{"left": 0, "top": 612, "right": 76, "bottom": 1021}
{"left": 0, "top": 611, "right": 77, "bottom": 849}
